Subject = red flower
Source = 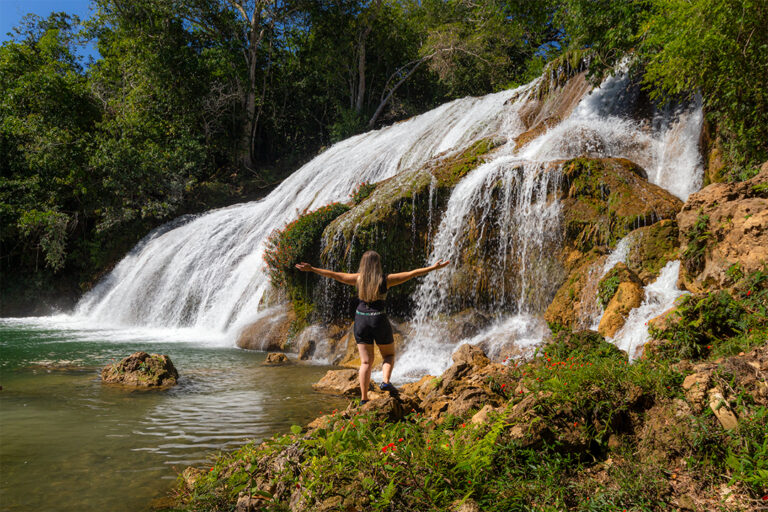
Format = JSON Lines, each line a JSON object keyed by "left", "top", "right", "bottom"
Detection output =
{"left": 747, "top": 290, "right": 752, "bottom": 296}
{"left": 398, "top": 438, "right": 404, "bottom": 442}
{"left": 382, "top": 446, "right": 388, "bottom": 453}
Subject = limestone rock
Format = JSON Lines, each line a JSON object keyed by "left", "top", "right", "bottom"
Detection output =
{"left": 450, "top": 498, "right": 483, "bottom": 512}
{"left": 236, "top": 305, "right": 293, "bottom": 351}
{"left": 262, "top": 353, "right": 290, "bottom": 366}
{"left": 682, "top": 372, "right": 711, "bottom": 413}
{"left": 708, "top": 388, "right": 739, "bottom": 430}
{"left": 677, "top": 167, "right": 768, "bottom": 292}
{"left": 624, "top": 220, "right": 680, "bottom": 284}
{"left": 452, "top": 343, "right": 490, "bottom": 368}
{"left": 101, "top": 352, "right": 178, "bottom": 388}
{"left": 598, "top": 280, "right": 644, "bottom": 338}
{"left": 471, "top": 404, "right": 497, "bottom": 425}
{"left": 312, "top": 369, "right": 374, "bottom": 397}
{"left": 444, "top": 386, "right": 494, "bottom": 418}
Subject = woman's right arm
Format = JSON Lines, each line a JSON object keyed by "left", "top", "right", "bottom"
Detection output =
{"left": 295, "top": 263, "right": 358, "bottom": 285}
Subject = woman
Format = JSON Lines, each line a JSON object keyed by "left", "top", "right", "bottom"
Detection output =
{"left": 295, "top": 251, "right": 449, "bottom": 404}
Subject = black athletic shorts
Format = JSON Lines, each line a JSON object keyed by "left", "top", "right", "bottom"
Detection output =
{"left": 353, "top": 311, "right": 394, "bottom": 345}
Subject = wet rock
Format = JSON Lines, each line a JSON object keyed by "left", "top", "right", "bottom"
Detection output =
{"left": 677, "top": 166, "right": 768, "bottom": 292}
{"left": 597, "top": 264, "right": 645, "bottom": 338}
{"left": 101, "top": 352, "right": 178, "bottom": 388}
{"left": 452, "top": 343, "right": 490, "bottom": 368}
{"left": 624, "top": 220, "right": 680, "bottom": 284}
{"left": 312, "top": 369, "right": 374, "bottom": 397}
{"left": 297, "top": 339, "right": 316, "bottom": 360}
{"left": 236, "top": 305, "right": 293, "bottom": 351}
{"left": 263, "top": 353, "right": 291, "bottom": 366}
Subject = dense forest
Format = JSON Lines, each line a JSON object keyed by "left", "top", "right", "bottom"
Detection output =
{"left": 1, "top": 0, "right": 766, "bottom": 314}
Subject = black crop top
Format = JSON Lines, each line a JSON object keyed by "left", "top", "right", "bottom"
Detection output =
{"left": 356, "top": 275, "right": 388, "bottom": 313}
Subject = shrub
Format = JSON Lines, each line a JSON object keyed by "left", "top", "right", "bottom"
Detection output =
{"left": 597, "top": 270, "right": 621, "bottom": 308}
{"left": 350, "top": 181, "right": 377, "bottom": 205}
{"left": 682, "top": 213, "right": 711, "bottom": 276}
{"left": 263, "top": 203, "right": 350, "bottom": 293}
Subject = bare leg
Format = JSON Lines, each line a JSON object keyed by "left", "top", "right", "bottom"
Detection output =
{"left": 378, "top": 342, "right": 396, "bottom": 384}
{"left": 357, "top": 343, "right": 375, "bottom": 401}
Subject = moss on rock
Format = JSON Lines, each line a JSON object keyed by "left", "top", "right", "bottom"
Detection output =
{"left": 319, "top": 138, "right": 500, "bottom": 319}
{"left": 558, "top": 157, "right": 682, "bottom": 252}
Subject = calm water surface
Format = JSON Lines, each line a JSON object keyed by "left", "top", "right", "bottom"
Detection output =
{"left": 0, "top": 319, "right": 347, "bottom": 512}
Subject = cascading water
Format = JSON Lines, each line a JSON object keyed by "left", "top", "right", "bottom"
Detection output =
{"left": 611, "top": 261, "right": 687, "bottom": 359}
{"left": 394, "top": 66, "right": 704, "bottom": 378}
{"left": 55, "top": 61, "right": 703, "bottom": 373}
{"left": 72, "top": 89, "right": 521, "bottom": 337}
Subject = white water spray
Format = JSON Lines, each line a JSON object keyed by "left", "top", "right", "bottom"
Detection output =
{"left": 610, "top": 260, "right": 687, "bottom": 360}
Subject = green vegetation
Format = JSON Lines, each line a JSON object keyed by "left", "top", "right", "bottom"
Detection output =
{"left": 170, "top": 329, "right": 768, "bottom": 510}
{"left": 350, "top": 182, "right": 378, "bottom": 205}
{"left": 597, "top": 269, "right": 621, "bottom": 308}
{"left": 682, "top": 213, "right": 712, "bottom": 276}
{"left": 650, "top": 267, "right": 768, "bottom": 361}
{"left": 264, "top": 203, "right": 350, "bottom": 293}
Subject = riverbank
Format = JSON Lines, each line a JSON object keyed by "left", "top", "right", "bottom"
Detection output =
{"left": 168, "top": 321, "right": 768, "bottom": 511}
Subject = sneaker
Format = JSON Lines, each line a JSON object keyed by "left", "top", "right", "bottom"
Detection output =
{"left": 379, "top": 382, "right": 398, "bottom": 394}
{"left": 359, "top": 399, "right": 369, "bottom": 406}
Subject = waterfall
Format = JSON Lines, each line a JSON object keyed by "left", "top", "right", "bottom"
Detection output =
{"left": 65, "top": 61, "right": 704, "bottom": 371}
{"left": 73, "top": 88, "right": 524, "bottom": 336}
{"left": 394, "top": 68, "right": 704, "bottom": 378}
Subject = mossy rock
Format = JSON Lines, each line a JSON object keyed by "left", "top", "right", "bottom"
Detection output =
{"left": 318, "top": 138, "right": 500, "bottom": 319}
{"left": 624, "top": 220, "right": 680, "bottom": 284}
{"left": 558, "top": 157, "right": 683, "bottom": 252}
{"left": 544, "top": 248, "right": 607, "bottom": 330}
{"left": 101, "top": 352, "right": 178, "bottom": 388}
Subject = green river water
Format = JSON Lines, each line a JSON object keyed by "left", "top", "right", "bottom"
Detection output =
{"left": 0, "top": 319, "right": 348, "bottom": 511}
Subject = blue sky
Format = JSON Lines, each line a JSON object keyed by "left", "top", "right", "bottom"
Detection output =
{"left": 1, "top": 0, "right": 99, "bottom": 61}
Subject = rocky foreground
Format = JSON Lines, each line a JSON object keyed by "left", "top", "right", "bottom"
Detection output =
{"left": 166, "top": 322, "right": 767, "bottom": 512}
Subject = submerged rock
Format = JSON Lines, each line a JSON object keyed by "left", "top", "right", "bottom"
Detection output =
{"left": 262, "top": 353, "right": 291, "bottom": 366}
{"left": 101, "top": 352, "right": 178, "bottom": 388}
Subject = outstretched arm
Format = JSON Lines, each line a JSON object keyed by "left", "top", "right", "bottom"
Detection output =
{"left": 295, "top": 262, "right": 358, "bottom": 286}
{"left": 386, "top": 259, "right": 449, "bottom": 287}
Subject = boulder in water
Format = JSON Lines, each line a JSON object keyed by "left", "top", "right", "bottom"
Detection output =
{"left": 101, "top": 352, "right": 178, "bottom": 388}
{"left": 262, "top": 353, "right": 291, "bottom": 366}
{"left": 237, "top": 305, "right": 293, "bottom": 352}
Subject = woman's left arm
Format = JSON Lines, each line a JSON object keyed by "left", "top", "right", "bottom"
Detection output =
{"left": 386, "top": 259, "right": 449, "bottom": 287}
{"left": 295, "top": 262, "right": 358, "bottom": 285}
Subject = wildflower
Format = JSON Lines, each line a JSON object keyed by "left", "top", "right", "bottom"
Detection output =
{"left": 296, "top": 483, "right": 300, "bottom": 489}
{"left": 747, "top": 290, "right": 752, "bottom": 296}
{"left": 501, "top": 383, "right": 505, "bottom": 389}
{"left": 707, "top": 345, "right": 712, "bottom": 349}
{"left": 461, "top": 423, "right": 465, "bottom": 428}
{"left": 398, "top": 438, "right": 404, "bottom": 442}
{"left": 209, "top": 467, "right": 214, "bottom": 472}
{"left": 382, "top": 446, "right": 388, "bottom": 453}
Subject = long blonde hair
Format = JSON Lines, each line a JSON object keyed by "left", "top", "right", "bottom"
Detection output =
{"left": 357, "top": 250, "right": 385, "bottom": 302}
